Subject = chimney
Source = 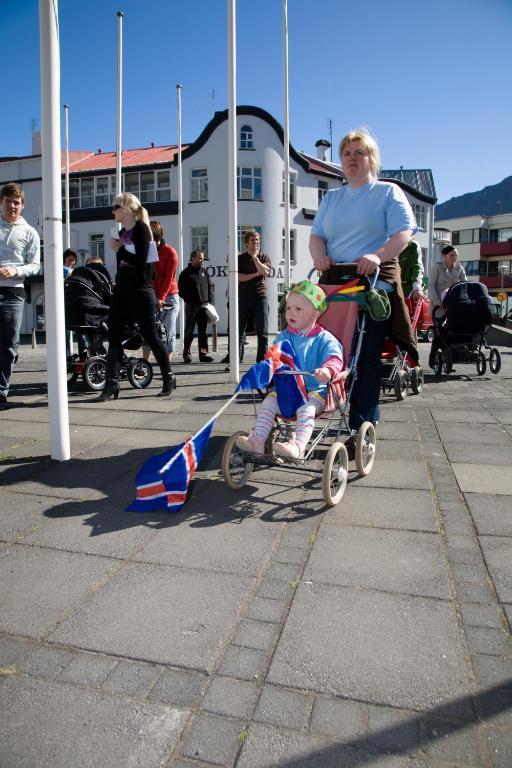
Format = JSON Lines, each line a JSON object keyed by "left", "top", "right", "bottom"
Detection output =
{"left": 97, "top": 149, "right": 102, "bottom": 154}
{"left": 32, "top": 131, "right": 42, "bottom": 156}
{"left": 315, "top": 139, "right": 331, "bottom": 162}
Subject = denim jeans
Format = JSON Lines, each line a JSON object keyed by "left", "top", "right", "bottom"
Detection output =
{"left": 142, "top": 294, "right": 179, "bottom": 355}
{"left": 238, "top": 294, "right": 268, "bottom": 363}
{"left": 0, "top": 289, "right": 25, "bottom": 397}
{"left": 348, "top": 311, "right": 391, "bottom": 430}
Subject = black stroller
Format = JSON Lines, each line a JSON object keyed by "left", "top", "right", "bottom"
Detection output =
{"left": 65, "top": 264, "right": 156, "bottom": 391}
{"left": 432, "top": 281, "right": 501, "bottom": 376}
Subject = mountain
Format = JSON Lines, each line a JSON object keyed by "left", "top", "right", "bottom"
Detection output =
{"left": 435, "top": 176, "right": 512, "bottom": 220}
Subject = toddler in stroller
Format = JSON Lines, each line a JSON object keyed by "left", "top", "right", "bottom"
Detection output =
{"left": 432, "top": 281, "right": 501, "bottom": 376}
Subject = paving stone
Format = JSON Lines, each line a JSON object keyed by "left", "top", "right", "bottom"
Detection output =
{"left": 217, "top": 646, "right": 267, "bottom": 681}
{"left": 0, "top": 490, "right": 56, "bottom": 541}
{"left": 456, "top": 582, "right": 495, "bottom": 604}
{"left": 57, "top": 652, "right": 117, "bottom": 686}
{"left": 254, "top": 685, "right": 310, "bottom": 730}
{"left": 466, "top": 626, "right": 511, "bottom": 656}
{"left": 181, "top": 712, "right": 244, "bottom": 766}
{"left": 423, "top": 718, "right": 483, "bottom": 765}
{"left": 268, "top": 582, "right": 471, "bottom": 711}
{"left": 504, "top": 604, "right": 512, "bottom": 629}
{"left": 148, "top": 668, "right": 206, "bottom": 708}
{"left": 246, "top": 598, "right": 287, "bottom": 624}
{"left": 131, "top": 514, "right": 278, "bottom": 577}
{"left": 487, "top": 730, "right": 512, "bottom": 768}
{"left": 452, "top": 563, "right": 488, "bottom": 583}
{"left": 479, "top": 536, "right": 512, "bottom": 603}
{"left": 305, "top": 525, "right": 451, "bottom": 599}
{"left": 49, "top": 563, "right": 253, "bottom": 671}
{"left": 102, "top": 661, "right": 161, "bottom": 697}
{"left": 367, "top": 704, "right": 421, "bottom": 754}
{"left": 201, "top": 677, "right": 258, "bottom": 719}
{"left": 0, "top": 636, "right": 32, "bottom": 667}
{"left": 309, "top": 696, "right": 365, "bottom": 741}
{"left": 0, "top": 545, "right": 119, "bottom": 638}
{"left": 466, "top": 493, "right": 512, "bottom": 536}
{"left": 324, "top": 486, "right": 437, "bottom": 532}
{"left": 447, "top": 546, "right": 483, "bottom": 566}
{"left": 18, "top": 646, "right": 76, "bottom": 679}
{"left": 0, "top": 675, "right": 187, "bottom": 768}
{"left": 472, "top": 654, "right": 512, "bottom": 692}
{"left": 453, "top": 463, "right": 512, "bottom": 496}
{"left": 436, "top": 422, "right": 511, "bottom": 446}
{"left": 256, "top": 577, "right": 293, "bottom": 600}
{"left": 266, "top": 562, "right": 302, "bottom": 582}
{"left": 477, "top": 689, "right": 512, "bottom": 728}
{"left": 237, "top": 722, "right": 419, "bottom": 768}
{"left": 460, "top": 602, "right": 504, "bottom": 629}
{"left": 349, "top": 459, "right": 429, "bottom": 490}
{"left": 273, "top": 546, "right": 307, "bottom": 565}
{"left": 232, "top": 619, "right": 278, "bottom": 651}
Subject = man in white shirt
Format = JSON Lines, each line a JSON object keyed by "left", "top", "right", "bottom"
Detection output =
{"left": 0, "top": 183, "right": 40, "bottom": 406}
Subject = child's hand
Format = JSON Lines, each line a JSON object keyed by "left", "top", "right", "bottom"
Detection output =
{"left": 314, "top": 367, "right": 331, "bottom": 383}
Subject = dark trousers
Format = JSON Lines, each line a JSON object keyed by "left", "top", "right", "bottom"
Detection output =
{"left": 106, "top": 286, "right": 170, "bottom": 382}
{"left": 0, "top": 289, "right": 24, "bottom": 397}
{"left": 183, "top": 304, "right": 208, "bottom": 357}
{"left": 348, "top": 313, "right": 391, "bottom": 430}
{"left": 238, "top": 294, "right": 268, "bottom": 362}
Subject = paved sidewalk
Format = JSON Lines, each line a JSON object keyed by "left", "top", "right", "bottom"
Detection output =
{"left": 1, "top": 339, "right": 511, "bottom": 768}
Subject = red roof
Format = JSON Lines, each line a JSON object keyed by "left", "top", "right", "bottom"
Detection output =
{"left": 67, "top": 145, "right": 187, "bottom": 173}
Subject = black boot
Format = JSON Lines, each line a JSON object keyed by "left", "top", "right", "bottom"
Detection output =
{"left": 157, "top": 371, "right": 177, "bottom": 397}
{"left": 94, "top": 380, "right": 120, "bottom": 402}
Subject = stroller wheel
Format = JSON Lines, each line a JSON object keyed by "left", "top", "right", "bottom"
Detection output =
{"left": 128, "top": 359, "right": 153, "bottom": 389}
{"left": 433, "top": 350, "right": 443, "bottom": 377}
{"left": 322, "top": 442, "right": 348, "bottom": 507}
{"left": 355, "top": 421, "right": 376, "bottom": 476}
{"left": 83, "top": 356, "right": 107, "bottom": 391}
{"left": 476, "top": 352, "right": 486, "bottom": 376}
{"left": 410, "top": 366, "right": 423, "bottom": 394}
{"left": 426, "top": 328, "right": 434, "bottom": 344}
{"left": 393, "top": 369, "right": 408, "bottom": 401}
{"left": 222, "top": 431, "right": 254, "bottom": 489}
{"left": 489, "top": 348, "right": 501, "bottom": 374}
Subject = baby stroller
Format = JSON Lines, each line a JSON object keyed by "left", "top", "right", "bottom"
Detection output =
{"left": 221, "top": 270, "right": 380, "bottom": 507}
{"left": 432, "top": 281, "right": 501, "bottom": 376}
{"left": 380, "top": 298, "right": 424, "bottom": 400}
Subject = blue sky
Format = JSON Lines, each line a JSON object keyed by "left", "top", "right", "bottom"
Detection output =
{"left": 3, "top": 0, "right": 511, "bottom": 204}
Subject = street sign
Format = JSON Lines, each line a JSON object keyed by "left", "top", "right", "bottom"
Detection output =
{"left": 496, "top": 291, "right": 507, "bottom": 303}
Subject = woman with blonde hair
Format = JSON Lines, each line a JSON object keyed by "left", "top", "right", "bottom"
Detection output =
{"left": 96, "top": 192, "right": 175, "bottom": 400}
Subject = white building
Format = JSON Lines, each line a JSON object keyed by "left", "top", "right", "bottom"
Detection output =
{"left": 0, "top": 106, "right": 437, "bottom": 335}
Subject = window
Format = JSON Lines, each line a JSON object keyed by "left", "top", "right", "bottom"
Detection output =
{"left": 412, "top": 203, "right": 426, "bottom": 231}
{"left": 240, "top": 124, "right": 254, "bottom": 149}
{"left": 89, "top": 233, "right": 105, "bottom": 260}
{"left": 282, "top": 172, "right": 297, "bottom": 206}
{"left": 124, "top": 172, "right": 139, "bottom": 196}
{"left": 69, "top": 179, "right": 80, "bottom": 209}
{"left": 452, "top": 231, "right": 460, "bottom": 245}
{"left": 156, "top": 170, "right": 170, "bottom": 201}
{"left": 191, "top": 226, "right": 209, "bottom": 258}
{"left": 237, "top": 225, "right": 262, "bottom": 253}
{"left": 458, "top": 229, "right": 473, "bottom": 245}
{"left": 498, "top": 228, "right": 512, "bottom": 242}
{"left": 140, "top": 171, "right": 155, "bottom": 203}
{"left": 318, "top": 180, "right": 328, "bottom": 204}
{"left": 282, "top": 228, "right": 296, "bottom": 264}
{"left": 81, "top": 177, "right": 94, "bottom": 208}
{"left": 191, "top": 168, "right": 208, "bottom": 202}
{"left": 95, "top": 176, "right": 111, "bottom": 207}
{"left": 237, "top": 167, "right": 262, "bottom": 200}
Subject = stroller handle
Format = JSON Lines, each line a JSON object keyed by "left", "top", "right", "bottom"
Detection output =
{"left": 307, "top": 264, "right": 380, "bottom": 289}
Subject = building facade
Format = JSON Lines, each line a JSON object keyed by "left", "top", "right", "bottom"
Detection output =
{"left": 434, "top": 212, "right": 512, "bottom": 296}
{"left": 0, "top": 106, "right": 437, "bottom": 335}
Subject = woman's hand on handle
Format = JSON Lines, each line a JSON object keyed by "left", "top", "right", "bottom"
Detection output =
{"left": 309, "top": 234, "right": 333, "bottom": 273}
{"left": 356, "top": 254, "right": 381, "bottom": 275}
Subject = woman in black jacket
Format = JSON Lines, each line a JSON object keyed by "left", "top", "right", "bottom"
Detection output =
{"left": 97, "top": 192, "right": 175, "bottom": 401}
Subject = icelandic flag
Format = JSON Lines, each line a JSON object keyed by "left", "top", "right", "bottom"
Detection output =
{"left": 236, "top": 339, "right": 308, "bottom": 418}
{"left": 127, "top": 419, "right": 214, "bottom": 513}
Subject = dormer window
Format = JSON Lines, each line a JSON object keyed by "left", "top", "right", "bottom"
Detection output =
{"left": 240, "top": 124, "right": 254, "bottom": 150}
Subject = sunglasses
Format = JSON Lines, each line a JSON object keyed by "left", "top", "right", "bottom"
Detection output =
{"left": 112, "top": 204, "right": 122, "bottom": 210}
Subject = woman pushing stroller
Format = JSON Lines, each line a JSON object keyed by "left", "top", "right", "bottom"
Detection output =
{"left": 236, "top": 280, "right": 343, "bottom": 460}
{"left": 97, "top": 192, "right": 176, "bottom": 401}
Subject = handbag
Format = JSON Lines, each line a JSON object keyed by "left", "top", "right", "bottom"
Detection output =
{"left": 147, "top": 240, "right": 159, "bottom": 263}
{"left": 203, "top": 302, "right": 219, "bottom": 323}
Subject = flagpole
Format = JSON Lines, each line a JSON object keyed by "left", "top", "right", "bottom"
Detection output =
{"left": 177, "top": 83, "right": 185, "bottom": 352}
{"left": 283, "top": 0, "right": 291, "bottom": 291}
{"left": 63, "top": 103, "right": 70, "bottom": 250}
{"left": 227, "top": 0, "right": 239, "bottom": 383}
{"left": 115, "top": 11, "right": 124, "bottom": 196}
{"left": 39, "top": 0, "right": 70, "bottom": 461}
